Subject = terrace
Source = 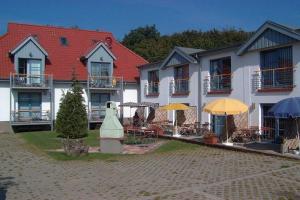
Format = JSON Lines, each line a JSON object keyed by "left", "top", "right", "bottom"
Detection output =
{"left": 10, "top": 73, "right": 53, "bottom": 89}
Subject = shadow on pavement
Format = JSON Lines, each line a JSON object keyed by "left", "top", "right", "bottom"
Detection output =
{"left": 0, "top": 176, "right": 16, "bottom": 200}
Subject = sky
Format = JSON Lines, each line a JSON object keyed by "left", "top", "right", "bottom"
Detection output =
{"left": 1, "top": 0, "right": 300, "bottom": 40}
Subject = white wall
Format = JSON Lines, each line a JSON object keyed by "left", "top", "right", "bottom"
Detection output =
{"left": 0, "top": 83, "right": 10, "bottom": 121}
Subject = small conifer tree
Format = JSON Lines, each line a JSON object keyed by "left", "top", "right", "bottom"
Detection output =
{"left": 56, "top": 71, "right": 88, "bottom": 138}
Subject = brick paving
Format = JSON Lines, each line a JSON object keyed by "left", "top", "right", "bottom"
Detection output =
{"left": 0, "top": 133, "right": 300, "bottom": 200}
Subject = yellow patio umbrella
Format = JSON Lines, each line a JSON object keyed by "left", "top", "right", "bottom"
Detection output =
{"left": 203, "top": 98, "right": 248, "bottom": 144}
{"left": 160, "top": 103, "right": 190, "bottom": 136}
{"left": 160, "top": 103, "right": 190, "bottom": 111}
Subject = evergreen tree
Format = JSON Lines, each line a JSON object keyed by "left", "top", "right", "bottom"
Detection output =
{"left": 56, "top": 72, "right": 88, "bottom": 139}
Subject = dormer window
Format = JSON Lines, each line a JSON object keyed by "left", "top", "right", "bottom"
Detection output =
{"left": 60, "top": 37, "right": 68, "bottom": 46}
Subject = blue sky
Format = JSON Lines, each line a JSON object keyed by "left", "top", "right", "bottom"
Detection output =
{"left": 1, "top": 0, "right": 300, "bottom": 40}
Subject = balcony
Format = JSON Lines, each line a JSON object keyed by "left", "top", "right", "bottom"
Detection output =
{"left": 145, "top": 82, "right": 159, "bottom": 97}
{"left": 253, "top": 67, "right": 294, "bottom": 92}
{"left": 205, "top": 74, "right": 232, "bottom": 94}
{"left": 10, "top": 73, "right": 53, "bottom": 89}
{"left": 10, "top": 110, "right": 52, "bottom": 125}
{"left": 170, "top": 79, "right": 189, "bottom": 96}
{"left": 89, "top": 108, "right": 106, "bottom": 122}
{"left": 88, "top": 75, "right": 123, "bottom": 90}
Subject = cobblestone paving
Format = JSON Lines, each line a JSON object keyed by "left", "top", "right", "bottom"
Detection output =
{"left": 1, "top": 133, "right": 300, "bottom": 200}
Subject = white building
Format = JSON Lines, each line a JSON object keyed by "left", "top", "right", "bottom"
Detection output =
{"left": 139, "top": 21, "right": 300, "bottom": 137}
{"left": 0, "top": 23, "right": 147, "bottom": 132}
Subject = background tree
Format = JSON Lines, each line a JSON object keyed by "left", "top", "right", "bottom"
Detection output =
{"left": 122, "top": 25, "right": 252, "bottom": 62}
{"left": 56, "top": 72, "right": 88, "bottom": 139}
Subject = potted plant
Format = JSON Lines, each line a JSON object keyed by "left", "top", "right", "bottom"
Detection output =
{"left": 203, "top": 132, "right": 218, "bottom": 144}
{"left": 56, "top": 71, "right": 89, "bottom": 156}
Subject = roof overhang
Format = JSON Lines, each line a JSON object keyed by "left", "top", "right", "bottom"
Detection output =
{"left": 83, "top": 42, "right": 116, "bottom": 60}
{"left": 237, "top": 21, "right": 300, "bottom": 56}
{"left": 10, "top": 36, "right": 48, "bottom": 56}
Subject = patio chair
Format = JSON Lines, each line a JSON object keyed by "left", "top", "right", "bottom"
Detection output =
{"left": 281, "top": 138, "right": 300, "bottom": 153}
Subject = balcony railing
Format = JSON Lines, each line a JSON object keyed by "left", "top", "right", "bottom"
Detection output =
{"left": 88, "top": 75, "right": 123, "bottom": 89}
{"left": 10, "top": 73, "right": 53, "bottom": 89}
{"left": 145, "top": 82, "right": 159, "bottom": 96}
{"left": 89, "top": 108, "right": 106, "bottom": 122}
{"left": 254, "top": 67, "right": 294, "bottom": 91}
{"left": 170, "top": 79, "right": 189, "bottom": 95}
{"left": 204, "top": 73, "right": 232, "bottom": 94}
{"left": 10, "top": 110, "right": 51, "bottom": 124}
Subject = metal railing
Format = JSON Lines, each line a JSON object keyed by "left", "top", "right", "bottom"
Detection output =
{"left": 89, "top": 108, "right": 106, "bottom": 122}
{"left": 10, "top": 110, "right": 51, "bottom": 123}
{"left": 205, "top": 73, "right": 232, "bottom": 93}
{"left": 145, "top": 82, "right": 159, "bottom": 95}
{"left": 254, "top": 67, "right": 294, "bottom": 90}
{"left": 171, "top": 79, "right": 189, "bottom": 94}
{"left": 88, "top": 75, "right": 123, "bottom": 89}
{"left": 10, "top": 73, "right": 53, "bottom": 88}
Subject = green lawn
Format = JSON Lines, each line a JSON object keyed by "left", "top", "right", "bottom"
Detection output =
{"left": 19, "top": 131, "right": 200, "bottom": 161}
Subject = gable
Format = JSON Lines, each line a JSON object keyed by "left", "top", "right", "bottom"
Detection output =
{"left": 164, "top": 52, "right": 190, "bottom": 67}
{"left": 10, "top": 36, "right": 48, "bottom": 56}
{"left": 237, "top": 21, "right": 300, "bottom": 55}
{"left": 88, "top": 45, "right": 114, "bottom": 63}
{"left": 14, "top": 40, "right": 46, "bottom": 59}
{"left": 247, "top": 28, "right": 296, "bottom": 52}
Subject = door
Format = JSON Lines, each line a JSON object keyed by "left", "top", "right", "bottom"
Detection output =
{"left": 212, "top": 115, "right": 225, "bottom": 137}
{"left": 27, "top": 59, "right": 42, "bottom": 84}
{"left": 18, "top": 92, "right": 42, "bottom": 121}
{"left": 90, "top": 93, "right": 110, "bottom": 120}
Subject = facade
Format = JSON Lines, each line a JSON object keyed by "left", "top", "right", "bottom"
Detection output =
{"left": 139, "top": 21, "right": 300, "bottom": 137}
{"left": 0, "top": 23, "right": 147, "bottom": 131}
{"left": 139, "top": 47, "right": 203, "bottom": 122}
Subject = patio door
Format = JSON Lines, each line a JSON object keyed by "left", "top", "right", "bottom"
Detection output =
{"left": 90, "top": 93, "right": 110, "bottom": 120}
{"left": 27, "top": 59, "right": 42, "bottom": 84}
{"left": 18, "top": 92, "right": 42, "bottom": 121}
{"left": 211, "top": 115, "right": 225, "bottom": 137}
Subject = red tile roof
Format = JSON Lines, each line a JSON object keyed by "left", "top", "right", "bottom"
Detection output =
{"left": 0, "top": 23, "right": 148, "bottom": 82}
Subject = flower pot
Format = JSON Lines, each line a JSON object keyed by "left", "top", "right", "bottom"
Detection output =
{"left": 204, "top": 136, "right": 218, "bottom": 144}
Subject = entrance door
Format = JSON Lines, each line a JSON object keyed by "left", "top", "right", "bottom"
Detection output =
{"left": 212, "top": 115, "right": 225, "bottom": 136}
{"left": 90, "top": 93, "right": 110, "bottom": 120}
{"left": 18, "top": 92, "right": 42, "bottom": 121}
{"left": 27, "top": 59, "right": 42, "bottom": 84}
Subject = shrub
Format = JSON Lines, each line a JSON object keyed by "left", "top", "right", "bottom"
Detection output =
{"left": 56, "top": 73, "right": 88, "bottom": 139}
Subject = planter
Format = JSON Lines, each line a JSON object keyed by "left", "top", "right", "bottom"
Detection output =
{"left": 62, "top": 138, "right": 89, "bottom": 156}
{"left": 203, "top": 136, "right": 218, "bottom": 145}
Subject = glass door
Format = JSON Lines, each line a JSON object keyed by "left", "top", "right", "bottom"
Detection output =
{"left": 27, "top": 59, "right": 42, "bottom": 85}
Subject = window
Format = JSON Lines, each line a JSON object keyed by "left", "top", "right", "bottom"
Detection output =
{"left": 90, "top": 93, "right": 110, "bottom": 120}
{"left": 18, "top": 92, "right": 42, "bottom": 121}
{"left": 147, "top": 70, "right": 159, "bottom": 94}
{"left": 260, "top": 46, "right": 293, "bottom": 89}
{"left": 261, "top": 104, "right": 288, "bottom": 138}
{"left": 209, "top": 57, "right": 231, "bottom": 91}
{"left": 90, "top": 62, "right": 112, "bottom": 88}
{"left": 91, "top": 62, "right": 110, "bottom": 77}
{"left": 173, "top": 65, "right": 189, "bottom": 93}
{"left": 60, "top": 37, "right": 68, "bottom": 46}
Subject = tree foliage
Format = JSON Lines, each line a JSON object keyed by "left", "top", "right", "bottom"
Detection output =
{"left": 122, "top": 25, "right": 252, "bottom": 62}
{"left": 56, "top": 72, "right": 88, "bottom": 139}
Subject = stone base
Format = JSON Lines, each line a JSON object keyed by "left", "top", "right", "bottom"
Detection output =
{"left": 100, "top": 138, "right": 123, "bottom": 154}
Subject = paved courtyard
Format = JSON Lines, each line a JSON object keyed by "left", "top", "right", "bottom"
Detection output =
{"left": 1, "top": 133, "right": 300, "bottom": 200}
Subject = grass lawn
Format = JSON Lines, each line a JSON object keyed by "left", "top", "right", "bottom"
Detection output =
{"left": 19, "top": 131, "right": 200, "bottom": 161}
